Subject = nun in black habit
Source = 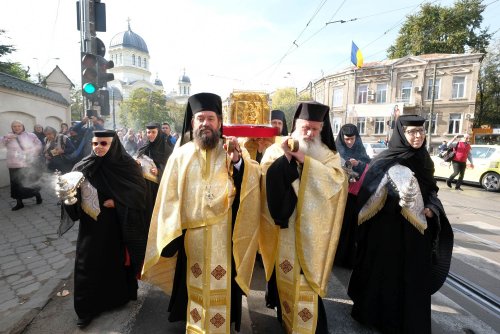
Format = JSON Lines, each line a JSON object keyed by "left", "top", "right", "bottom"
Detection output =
{"left": 137, "top": 122, "right": 173, "bottom": 230}
{"left": 64, "top": 130, "right": 148, "bottom": 328}
{"left": 347, "top": 115, "right": 453, "bottom": 333}
{"left": 334, "top": 124, "right": 371, "bottom": 269}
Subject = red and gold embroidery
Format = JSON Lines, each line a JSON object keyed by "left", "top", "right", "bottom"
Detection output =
{"left": 191, "top": 263, "right": 202, "bottom": 278}
{"left": 279, "top": 259, "right": 293, "bottom": 274}
{"left": 210, "top": 313, "right": 225, "bottom": 328}
{"left": 298, "top": 308, "right": 313, "bottom": 322}
{"left": 211, "top": 265, "right": 227, "bottom": 280}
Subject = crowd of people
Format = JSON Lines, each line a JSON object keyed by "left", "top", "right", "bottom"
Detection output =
{"left": 1, "top": 94, "right": 455, "bottom": 334}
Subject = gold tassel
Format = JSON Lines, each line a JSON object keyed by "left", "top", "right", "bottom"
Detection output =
{"left": 400, "top": 208, "right": 426, "bottom": 235}
{"left": 358, "top": 189, "right": 387, "bottom": 225}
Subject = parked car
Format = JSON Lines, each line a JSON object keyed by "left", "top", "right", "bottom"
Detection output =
{"left": 363, "top": 142, "right": 388, "bottom": 159}
{"left": 432, "top": 144, "right": 500, "bottom": 192}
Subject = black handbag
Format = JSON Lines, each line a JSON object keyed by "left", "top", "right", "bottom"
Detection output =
{"left": 441, "top": 148, "right": 455, "bottom": 162}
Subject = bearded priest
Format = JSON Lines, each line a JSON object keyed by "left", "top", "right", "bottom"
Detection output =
{"left": 142, "top": 92, "right": 261, "bottom": 333}
{"left": 260, "top": 101, "right": 348, "bottom": 334}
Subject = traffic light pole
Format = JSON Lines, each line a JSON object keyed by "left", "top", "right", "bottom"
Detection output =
{"left": 79, "top": 0, "right": 96, "bottom": 54}
{"left": 79, "top": 0, "right": 95, "bottom": 114}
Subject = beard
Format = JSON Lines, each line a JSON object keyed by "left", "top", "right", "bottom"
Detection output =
{"left": 194, "top": 126, "right": 221, "bottom": 150}
{"left": 292, "top": 132, "right": 325, "bottom": 161}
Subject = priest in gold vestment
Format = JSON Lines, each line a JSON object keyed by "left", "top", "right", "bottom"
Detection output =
{"left": 260, "top": 102, "right": 348, "bottom": 334}
{"left": 142, "top": 93, "right": 261, "bottom": 333}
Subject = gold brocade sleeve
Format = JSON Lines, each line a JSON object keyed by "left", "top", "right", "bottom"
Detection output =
{"left": 258, "top": 143, "right": 284, "bottom": 281}
{"left": 141, "top": 145, "right": 186, "bottom": 294}
{"left": 296, "top": 152, "right": 348, "bottom": 297}
{"left": 232, "top": 150, "right": 262, "bottom": 295}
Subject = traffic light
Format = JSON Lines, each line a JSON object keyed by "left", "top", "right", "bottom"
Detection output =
{"left": 81, "top": 52, "right": 98, "bottom": 101}
{"left": 98, "top": 89, "right": 110, "bottom": 116}
{"left": 96, "top": 56, "right": 114, "bottom": 88}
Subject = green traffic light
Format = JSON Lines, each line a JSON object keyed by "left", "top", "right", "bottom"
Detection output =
{"left": 83, "top": 82, "right": 97, "bottom": 94}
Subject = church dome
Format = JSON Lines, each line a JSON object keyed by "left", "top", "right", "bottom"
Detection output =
{"left": 179, "top": 73, "right": 191, "bottom": 84}
{"left": 110, "top": 22, "right": 149, "bottom": 53}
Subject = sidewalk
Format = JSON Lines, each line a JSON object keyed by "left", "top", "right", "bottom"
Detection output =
{"left": 0, "top": 182, "right": 77, "bottom": 334}
{"left": 0, "top": 182, "right": 253, "bottom": 334}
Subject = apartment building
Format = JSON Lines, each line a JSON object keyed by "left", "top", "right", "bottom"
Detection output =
{"left": 302, "top": 53, "right": 483, "bottom": 151}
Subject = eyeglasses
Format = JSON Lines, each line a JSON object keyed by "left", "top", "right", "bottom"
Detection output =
{"left": 92, "top": 141, "right": 109, "bottom": 147}
{"left": 405, "top": 129, "right": 426, "bottom": 137}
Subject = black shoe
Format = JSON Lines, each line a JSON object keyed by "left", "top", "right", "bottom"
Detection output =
{"left": 455, "top": 187, "right": 463, "bottom": 191}
{"left": 77, "top": 316, "right": 93, "bottom": 328}
{"left": 12, "top": 201, "right": 24, "bottom": 211}
{"left": 35, "top": 194, "right": 42, "bottom": 204}
{"left": 446, "top": 180, "right": 452, "bottom": 188}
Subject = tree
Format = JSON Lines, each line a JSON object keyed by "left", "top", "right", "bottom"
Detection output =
{"left": 387, "top": 0, "right": 491, "bottom": 58}
{"left": 271, "top": 88, "right": 299, "bottom": 131}
{"left": 475, "top": 39, "right": 500, "bottom": 127}
{"left": 70, "top": 88, "right": 84, "bottom": 121}
{"left": 165, "top": 99, "right": 186, "bottom": 133}
{"left": 119, "top": 88, "right": 170, "bottom": 130}
{"left": 0, "top": 29, "right": 30, "bottom": 80}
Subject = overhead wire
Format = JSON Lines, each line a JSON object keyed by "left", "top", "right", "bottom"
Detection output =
{"left": 323, "top": 0, "right": 497, "bottom": 80}
{"left": 253, "top": 0, "right": 331, "bottom": 82}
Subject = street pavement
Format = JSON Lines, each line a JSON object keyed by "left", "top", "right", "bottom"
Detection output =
{"left": 0, "top": 181, "right": 77, "bottom": 334}
{"left": 1, "top": 182, "right": 498, "bottom": 333}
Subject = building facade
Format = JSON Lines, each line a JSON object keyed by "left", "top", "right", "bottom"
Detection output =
{"left": 106, "top": 22, "right": 191, "bottom": 128}
{"left": 0, "top": 68, "right": 72, "bottom": 186}
{"left": 302, "top": 53, "right": 483, "bottom": 151}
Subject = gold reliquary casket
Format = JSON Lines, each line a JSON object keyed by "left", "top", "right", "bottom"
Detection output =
{"left": 222, "top": 91, "right": 278, "bottom": 138}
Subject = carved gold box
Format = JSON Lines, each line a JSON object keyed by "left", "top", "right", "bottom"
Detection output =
{"left": 225, "top": 91, "right": 271, "bottom": 125}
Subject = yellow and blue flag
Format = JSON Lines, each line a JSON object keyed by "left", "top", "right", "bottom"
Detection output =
{"left": 351, "top": 41, "right": 363, "bottom": 68}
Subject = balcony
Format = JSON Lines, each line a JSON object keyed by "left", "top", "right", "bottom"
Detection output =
{"left": 395, "top": 96, "right": 415, "bottom": 106}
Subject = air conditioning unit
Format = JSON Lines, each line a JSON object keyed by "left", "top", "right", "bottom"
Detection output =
{"left": 368, "top": 94, "right": 375, "bottom": 101}
{"left": 414, "top": 86, "right": 423, "bottom": 92}
{"left": 368, "top": 89, "right": 375, "bottom": 95}
{"left": 465, "top": 113, "right": 474, "bottom": 120}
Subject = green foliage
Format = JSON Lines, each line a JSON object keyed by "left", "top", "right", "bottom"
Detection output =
{"left": 0, "top": 29, "right": 31, "bottom": 81}
{"left": 475, "top": 40, "right": 500, "bottom": 127}
{"left": 119, "top": 88, "right": 170, "bottom": 130}
{"left": 387, "top": 0, "right": 491, "bottom": 58}
{"left": 271, "top": 88, "right": 299, "bottom": 131}
{"left": 165, "top": 100, "right": 186, "bottom": 133}
{"left": 70, "top": 88, "right": 84, "bottom": 121}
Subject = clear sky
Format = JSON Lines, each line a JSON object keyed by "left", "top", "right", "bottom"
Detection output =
{"left": 1, "top": 0, "right": 498, "bottom": 99}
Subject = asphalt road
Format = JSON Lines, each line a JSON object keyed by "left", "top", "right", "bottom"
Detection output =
{"left": 18, "top": 182, "right": 500, "bottom": 333}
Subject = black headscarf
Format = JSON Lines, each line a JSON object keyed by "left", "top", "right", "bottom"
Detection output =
{"left": 290, "top": 102, "right": 336, "bottom": 151}
{"left": 73, "top": 131, "right": 146, "bottom": 210}
{"left": 335, "top": 123, "right": 371, "bottom": 164}
{"left": 180, "top": 92, "right": 223, "bottom": 146}
{"left": 271, "top": 109, "right": 289, "bottom": 136}
{"left": 357, "top": 115, "right": 438, "bottom": 208}
{"left": 137, "top": 123, "right": 172, "bottom": 177}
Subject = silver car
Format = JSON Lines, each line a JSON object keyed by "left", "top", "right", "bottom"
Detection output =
{"left": 363, "top": 142, "right": 388, "bottom": 159}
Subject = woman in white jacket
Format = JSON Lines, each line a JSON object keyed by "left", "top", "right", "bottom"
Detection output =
{"left": 1, "top": 120, "right": 43, "bottom": 210}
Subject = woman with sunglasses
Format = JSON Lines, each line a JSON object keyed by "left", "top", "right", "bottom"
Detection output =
{"left": 348, "top": 115, "right": 454, "bottom": 333}
{"left": 63, "top": 130, "right": 147, "bottom": 328}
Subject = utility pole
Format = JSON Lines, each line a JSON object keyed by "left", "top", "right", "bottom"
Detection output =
{"left": 79, "top": 0, "right": 96, "bottom": 54}
{"left": 427, "top": 64, "right": 437, "bottom": 152}
{"left": 79, "top": 0, "right": 96, "bottom": 114}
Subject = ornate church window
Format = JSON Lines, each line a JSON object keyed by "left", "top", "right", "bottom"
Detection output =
{"left": 138, "top": 57, "right": 142, "bottom": 67}
{"left": 132, "top": 54, "right": 136, "bottom": 65}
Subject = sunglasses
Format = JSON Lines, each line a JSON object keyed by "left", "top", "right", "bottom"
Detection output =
{"left": 92, "top": 141, "right": 109, "bottom": 147}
